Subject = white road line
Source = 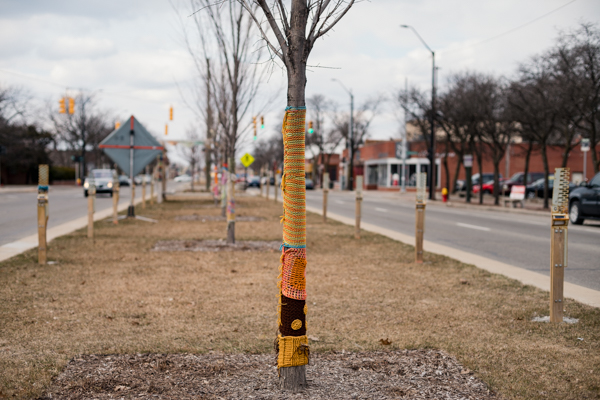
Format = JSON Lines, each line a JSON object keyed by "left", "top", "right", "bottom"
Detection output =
{"left": 375, "top": 207, "right": 388, "bottom": 212}
{"left": 456, "top": 222, "right": 491, "bottom": 232}
{"left": 335, "top": 200, "right": 344, "bottom": 204}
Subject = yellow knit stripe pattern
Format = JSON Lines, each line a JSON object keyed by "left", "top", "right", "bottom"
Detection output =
{"left": 277, "top": 335, "right": 309, "bottom": 368}
{"left": 281, "top": 108, "right": 306, "bottom": 248}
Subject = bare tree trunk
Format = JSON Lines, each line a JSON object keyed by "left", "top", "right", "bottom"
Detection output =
{"left": 493, "top": 159, "right": 501, "bottom": 206}
{"left": 443, "top": 145, "right": 450, "bottom": 193}
{"left": 205, "top": 58, "right": 213, "bottom": 192}
{"left": 541, "top": 145, "right": 550, "bottom": 209}
{"left": 452, "top": 157, "right": 462, "bottom": 195}
{"left": 227, "top": 156, "right": 235, "bottom": 243}
{"left": 522, "top": 142, "right": 533, "bottom": 194}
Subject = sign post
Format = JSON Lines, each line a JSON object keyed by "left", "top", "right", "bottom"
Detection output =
{"left": 550, "top": 168, "right": 570, "bottom": 323}
{"left": 37, "top": 165, "right": 49, "bottom": 264}
{"left": 323, "top": 173, "right": 329, "bottom": 223}
{"left": 355, "top": 175, "right": 363, "bottom": 239}
{"left": 464, "top": 155, "right": 473, "bottom": 203}
{"left": 415, "top": 172, "right": 427, "bottom": 263}
{"left": 581, "top": 138, "right": 590, "bottom": 182}
{"left": 99, "top": 115, "right": 163, "bottom": 223}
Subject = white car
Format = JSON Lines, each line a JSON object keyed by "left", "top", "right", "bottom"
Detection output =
{"left": 174, "top": 175, "right": 192, "bottom": 183}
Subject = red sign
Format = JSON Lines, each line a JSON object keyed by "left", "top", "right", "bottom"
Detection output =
{"left": 510, "top": 185, "right": 525, "bottom": 200}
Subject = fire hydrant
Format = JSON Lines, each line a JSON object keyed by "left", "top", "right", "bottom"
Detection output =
{"left": 442, "top": 187, "right": 448, "bottom": 203}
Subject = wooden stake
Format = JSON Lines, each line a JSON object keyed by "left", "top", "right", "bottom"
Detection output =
{"left": 88, "top": 183, "right": 95, "bottom": 238}
{"left": 415, "top": 204, "right": 425, "bottom": 263}
{"left": 37, "top": 164, "right": 49, "bottom": 264}
{"left": 550, "top": 227, "right": 566, "bottom": 322}
{"left": 274, "top": 171, "right": 278, "bottom": 202}
{"left": 142, "top": 177, "right": 146, "bottom": 209}
{"left": 37, "top": 196, "right": 47, "bottom": 264}
{"left": 323, "top": 173, "right": 329, "bottom": 223}
{"left": 266, "top": 170, "right": 270, "bottom": 200}
{"left": 355, "top": 175, "right": 363, "bottom": 239}
{"left": 150, "top": 167, "right": 155, "bottom": 205}
{"left": 415, "top": 172, "right": 427, "bottom": 263}
{"left": 260, "top": 168, "right": 264, "bottom": 197}
{"left": 549, "top": 167, "right": 570, "bottom": 323}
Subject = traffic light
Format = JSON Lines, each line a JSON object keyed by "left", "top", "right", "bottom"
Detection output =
{"left": 253, "top": 116, "right": 257, "bottom": 141}
{"left": 59, "top": 98, "right": 66, "bottom": 114}
{"left": 68, "top": 97, "right": 75, "bottom": 114}
{"left": 260, "top": 116, "right": 264, "bottom": 129}
{"left": 308, "top": 121, "right": 314, "bottom": 134}
{"left": 169, "top": 106, "right": 173, "bottom": 121}
{"left": 165, "top": 124, "right": 168, "bottom": 136}
{"left": 115, "top": 121, "right": 121, "bottom": 129}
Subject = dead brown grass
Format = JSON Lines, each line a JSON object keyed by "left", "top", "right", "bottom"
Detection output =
{"left": 0, "top": 195, "right": 598, "bottom": 399}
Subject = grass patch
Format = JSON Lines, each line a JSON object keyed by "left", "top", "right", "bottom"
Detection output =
{"left": 0, "top": 196, "right": 598, "bottom": 399}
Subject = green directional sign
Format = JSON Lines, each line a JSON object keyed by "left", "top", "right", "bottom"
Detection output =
{"left": 240, "top": 153, "right": 255, "bottom": 168}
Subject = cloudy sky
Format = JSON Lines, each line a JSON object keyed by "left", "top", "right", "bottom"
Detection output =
{"left": 1, "top": 0, "right": 599, "bottom": 162}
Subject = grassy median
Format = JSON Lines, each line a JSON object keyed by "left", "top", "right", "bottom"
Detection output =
{"left": 0, "top": 195, "right": 598, "bottom": 399}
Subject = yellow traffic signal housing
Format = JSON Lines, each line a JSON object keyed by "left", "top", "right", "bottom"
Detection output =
{"left": 260, "top": 116, "right": 264, "bottom": 129}
{"left": 169, "top": 106, "right": 173, "bottom": 121}
{"left": 68, "top": 97, "right": 75, "bottom": 114}
{"left": 59, "top": 98, "right": 66, "bottom": 114}
{"left": 165, "top": 124, "right": 168, "bottom": 136}
{"left": 308, "top": 121, "right": 314, "bottom": 134}
{"left": 115, "top": 121, "right": 121, "bottom": 129}
{"left": 253, "top": 117, "right": 257, "bottom": 140}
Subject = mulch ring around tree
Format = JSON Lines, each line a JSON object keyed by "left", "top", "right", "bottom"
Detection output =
{"left": 151, "top": 239, "right": 280, "bottom": 252}
{"left": 174, "top": 215, "right": 265, "bottom": 222}
{"left": 37, "top": 350, "right": 500, "bottom": 400}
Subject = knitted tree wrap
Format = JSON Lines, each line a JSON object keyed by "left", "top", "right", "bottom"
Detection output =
{"left": 277, "top": 107, "right": 309, "bottom": 369}
{"left": 281, "top": 108, "right": 306, "bottom": 248}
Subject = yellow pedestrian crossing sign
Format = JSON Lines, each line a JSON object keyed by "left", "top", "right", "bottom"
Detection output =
{"left": 240, "top": 153, "right": 255, "bottom": 168}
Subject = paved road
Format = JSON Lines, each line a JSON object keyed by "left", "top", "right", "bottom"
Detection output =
{"left": 0, "top": 184, "right": 177, "bottom": 247}
{"left": 305, "top": 190, "right": 600, "bottom": 292}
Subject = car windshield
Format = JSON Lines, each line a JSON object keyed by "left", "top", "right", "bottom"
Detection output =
{"left": 93, "top": 170, "right": 113, "bottom": 178}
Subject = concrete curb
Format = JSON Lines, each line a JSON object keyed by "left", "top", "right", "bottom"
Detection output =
{"left": 0, "top": 195, "right": 150, "bottom": 264}
{"left": 304, "top": 204, "right": 600, "bottom": 309}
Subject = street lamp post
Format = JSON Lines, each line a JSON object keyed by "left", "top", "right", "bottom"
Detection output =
{"left": 401, "top": 25, "right": 436, "bottom": 200}
{"left": 332, "top": 79, "right": 354, "bottom": 191}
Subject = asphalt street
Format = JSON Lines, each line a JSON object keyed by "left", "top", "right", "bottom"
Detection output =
{"left": 0, "top": 184, "right": 172, "bottom": 247}
{"left": 305, "top": 190, "right": 600, "bottom": 292}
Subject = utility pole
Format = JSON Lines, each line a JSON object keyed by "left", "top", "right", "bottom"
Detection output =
{"left": 205, "top": 58, "right": 213, "bottom": 192}
{"left": 401, "top": 77, "right": 408, "bottom": 193}
{"left": 401, "top": 25, "right": 436, "bottom": 200}
{"left": 332, "top": 78, "right": 354, "bottom": 191}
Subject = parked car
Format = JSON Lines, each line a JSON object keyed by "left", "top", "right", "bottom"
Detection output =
{"left": 247, "top": 177, "right": 261, "bottom": 188}
{"left": 456, "top": 173, "right": 501, "bottom": 193}
{"left": 84, "top": 169, "right": 115, "bottom": 197}
{"left": 569, "top": 172, "right": 600, "bottom": 224}
{"left": 305, "top": 178, "right": 314, "bottom": 190}
{"left": 502, "top": 172, "right": 544, "bottom": 194}
{"left": 472, "top": 178, "right": 506, "bottom": 195}
{"left": 174, "top": 174, "right": 192, "bottom": 183}
{"left": 118, "top": 175, "right": 131, "bottom": 187}
{"left": 524, "top": 175, "right": 575, "bottom": 199}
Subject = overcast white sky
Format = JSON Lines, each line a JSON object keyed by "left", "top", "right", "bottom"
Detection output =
{"left": 1, "top": 0, "right": 599, "bottom": 163}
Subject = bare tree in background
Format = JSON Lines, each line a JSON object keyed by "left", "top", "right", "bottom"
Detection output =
{"left": 233, "top": 0, "right": 355, "bottom": 390}
{"left": 306, "top": 94, "right": 343, "bottom": 187}
{"left": 49, "top": 93, "right": 112, "bottom": 177}
{"left": 332, "top": 96, "right": 383, "bottom": 187}
{"left": 508, "top": 58, "right": 562, "bottom": 209}
{"left": 178, "top": 127, "right": 204, "bottom": 191}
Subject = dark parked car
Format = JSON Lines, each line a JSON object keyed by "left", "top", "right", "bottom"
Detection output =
{"left": 502, "top": 172, "right": 544, "bottom": 194}
{"left": 84, "top": 169, "right": 115, "bottom": 197}
{"left": 525, "top": 176, "right": 577, "bottom": 199}
{"left": 569, "top": 172, "right": 600, "bottom": 224}
{"left": 247, "top": 177, "right": 261, "bottom": 188}
{"left": 305, "top": 178, "right": 314, "bottom": 190}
